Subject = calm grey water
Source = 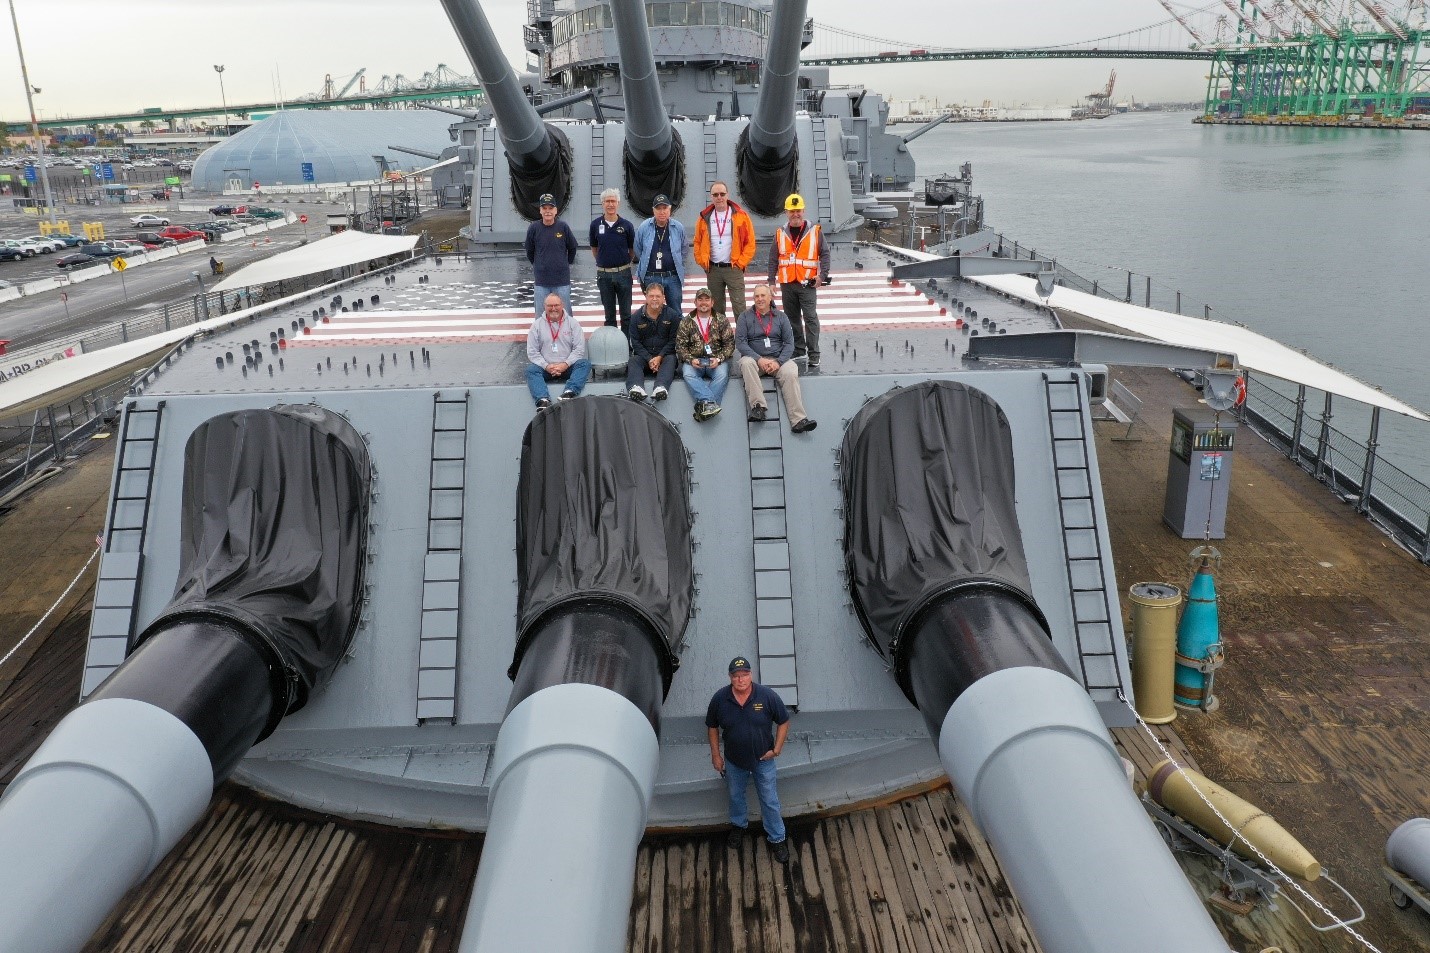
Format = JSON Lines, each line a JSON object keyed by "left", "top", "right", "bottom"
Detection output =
{"left": 907, "top": 112, "right": 1430, "bottom": 478}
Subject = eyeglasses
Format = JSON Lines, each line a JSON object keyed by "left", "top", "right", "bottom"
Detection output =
{"left": 711, "top": 191, "right": 727, "bottom": 197}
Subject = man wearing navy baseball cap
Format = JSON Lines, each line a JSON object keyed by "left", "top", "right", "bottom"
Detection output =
{"left": 524, "top": 193, "right": 578, "bottom": 318}
{"left": 705, "top": 655, "right": 792, "bottom": 863}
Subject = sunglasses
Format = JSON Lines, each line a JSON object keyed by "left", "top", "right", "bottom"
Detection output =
{"left": 711, "top": 191, "right": 727, "bottom": 196}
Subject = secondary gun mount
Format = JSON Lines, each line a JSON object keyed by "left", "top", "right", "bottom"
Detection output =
{"left": 440, "top": 0, "right": 573, "bottom": 217}
{"left": 839, "top": 381, "right": 1232, "bottom": 953}
{"left": 460, "top": 397, "right": 693, "bottom": 953}
{"left": 0, "top": 405, "right": 372, "bottom": 953}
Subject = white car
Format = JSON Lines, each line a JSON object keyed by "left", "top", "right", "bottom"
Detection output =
{"left": 130, "top": 213, "right": 171, "bottom": 227}
{"left": 23, "top": 235, "right": 64, "bottom": 253}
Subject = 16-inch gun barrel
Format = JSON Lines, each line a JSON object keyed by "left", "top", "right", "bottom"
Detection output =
{"left": 439, "top": 0, "right": 572, "bottom": 215}
{"left": 0, "top": 406, "right": 371, "bottom": 953}
{"left": 839, "top": 381, "right": 1232, "bottom": 953}
{"left": 737, "top": 0, "right": 808, "bottom": 215}
{"left": 609, "top": 0, "right": 685, "bottom": 213}
{"left": 460, "top": 398, "right": 693, "bottom": 953}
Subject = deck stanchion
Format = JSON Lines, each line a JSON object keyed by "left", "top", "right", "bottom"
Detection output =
{"left": 1290, "top": 384, "right": 1307, "bottom": 462}
{"left": 1145, "top": 275, "right": 1151, "bottom": 307}
{"left": 1125, "top": 271, "right": 1132, "bottom": 302}
{"left": 1176, "top": 290, "right": 1181, "bottom": 313}
{"left": 1358, "top": 407, "right": 1380, "bottom": 514}
{"left": 1315, "top": 393, "right": 1333, "bottom": 484}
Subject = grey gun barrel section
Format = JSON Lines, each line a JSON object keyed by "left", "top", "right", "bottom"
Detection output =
{"left": 609, "top": 0, "right": 672, "bottom": 163}
{"left": 746, "top": 0, "right": 809, "bottom": 162}
{"left": 1387, "top": 818, "right": 1430, "bottom": 888}
{"left": 839, "top": 381, "right": 1232, "bottom": 953}
{"left": 439, "top": 0, "right": 550, "bottom": 166}
{"left": 0, "top": 406, "right": 372, "bottom": 953}
{"left": 460, "top": 399, "right": 692, "bottom": 952}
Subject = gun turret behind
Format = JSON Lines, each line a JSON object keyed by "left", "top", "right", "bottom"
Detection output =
{"left": 609, "top": 0, "right": 685, "bottom": 214}
{"left": 737, "top": 0, "right": 809, "bottom": 216}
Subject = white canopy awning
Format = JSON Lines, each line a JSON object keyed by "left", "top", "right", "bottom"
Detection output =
{"left": 213, "top": 229, "right": 420, "bottom": 292}
{"left": 974, "top": 273, "right": 1428, "bottom": 422}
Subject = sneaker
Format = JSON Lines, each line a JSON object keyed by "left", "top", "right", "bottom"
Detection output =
{"left": 534, "top": 398, "right": 552, "bottom": 411}
{"left": 628, "top": 385, "right": 646, "bottom": 400}
{"left": 652, "top": 386, "right": 668, "bottom": 401}
{"left": 771, "top": 839, "right": 789, "bottom": 864}
{"left": 807, "top": 357, "right": 820, "bottom": 369}
{"left": 726, "top": 825, "right": 746, "bottom": 849}
{"left": 560, "top": 390, "right": 578, "bottom": 400}
{"left": 703, "top": 401, "right": 722, "bottom": 420}
{"left": 791, "top": 417, "right": 818, "bottom": 434}
{"left": 748, "top": 404, "right": 767, "bottom": 422}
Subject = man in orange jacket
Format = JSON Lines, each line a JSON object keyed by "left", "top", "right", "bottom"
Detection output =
{"left": 692, "top": 181, "right": 756, "bottom": 319}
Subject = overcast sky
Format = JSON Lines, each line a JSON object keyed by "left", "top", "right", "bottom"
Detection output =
{"left": 1, "top": 0, "right": 1209, "bottom": 121}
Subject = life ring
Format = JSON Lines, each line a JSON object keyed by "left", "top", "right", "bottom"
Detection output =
{"left": 1233, "top": 376, "right": 1247, "bottom": 407}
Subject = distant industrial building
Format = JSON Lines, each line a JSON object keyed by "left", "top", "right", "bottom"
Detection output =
{"left": 188, "top": 110, "right": 457, "bottom": 192}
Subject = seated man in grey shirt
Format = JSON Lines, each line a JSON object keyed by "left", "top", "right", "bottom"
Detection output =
{"left": 525, "top": 293, "right": 590, "bottom": 410}
{"left": 732, "top": 284, "right": 816, "bottom": 433}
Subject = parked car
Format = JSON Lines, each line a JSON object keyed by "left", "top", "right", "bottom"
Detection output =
{"left": 55, "top": 253, "right": 97, "bottom": 270}
{"left": 245, "top": 207, "right": 285, "bottom": 220}
{"left": 130, "top": 213, "right": 171, "bottom": 228}
{"left": 0, "top": 245, "right": 27, "bottom": 262}
{"left": 23, "top": 235, "right": 65, "bottom": 253}
{"left": 106, "top": 240, "right": 149, "bottom": 256}
{"left": 157, "top": 226, "right": 205, "bottom": 243}
{"left": 81, "top": 243, "right": 125, "bottom": 259}
{"left": 0, "top": 239, "right": 38, "bottom": 258}
{"left": 52, "top": 234, "right": 87, "bottom": 248}
{"left": 208, "top": 204, "right": 238, "bottom": 216}
{"left": 133, "top": 231, "right": 178, "bottom": 247}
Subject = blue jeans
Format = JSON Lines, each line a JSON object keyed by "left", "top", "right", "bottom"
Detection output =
{"left": 533, "top": 283, "right": 572, "bottom": 318}
{"left": 525, "top": 359, "right": 591, "bottom": 403}
{"left": 643, "top": 274, "right": 682, "bottom": 312}
{"left": 682, "top": 360, "right": 729, "bottom": 404}
{"left": 725, "top": 758, "right": 785, "bottom": 843}
{"left": 596, "top": 268, "right": 633, "bottom": 329}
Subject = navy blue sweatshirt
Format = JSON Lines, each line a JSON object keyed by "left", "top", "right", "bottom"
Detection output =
{"left": 524, "top": 218, "right": 578, "bottom": 285}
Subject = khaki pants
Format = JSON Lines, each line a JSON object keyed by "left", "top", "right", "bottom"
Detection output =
{"left": 739, "top": 356, "right": 808, "bottom": 426}
{"left": 706, "top": 264, "right": 746, "bottom": 318}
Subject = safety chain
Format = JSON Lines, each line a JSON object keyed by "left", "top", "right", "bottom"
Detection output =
{"left": 1117, "top": 691, "right": 1386, "bottom": 953}
{"left": 0, "top": 544, "right": 101, "bottom": 675}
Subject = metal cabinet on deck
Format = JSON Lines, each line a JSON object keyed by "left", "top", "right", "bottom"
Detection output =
{"left": 1163, "top": 407, "right": 1237, "bottom": 539}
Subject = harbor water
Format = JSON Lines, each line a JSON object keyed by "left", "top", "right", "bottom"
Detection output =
{"left": 906, "top": 112, "right": 1430, "bottom": 477}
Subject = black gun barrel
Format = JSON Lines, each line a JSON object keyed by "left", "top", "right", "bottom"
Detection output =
{"left": 737, "top": 0, "right": 808, "bottom": 215}
{"left": 609, "top": 0, "right": 685, "bottom": 212}
{"left": 439, "top": 0, "right": 572, "bottom": 215}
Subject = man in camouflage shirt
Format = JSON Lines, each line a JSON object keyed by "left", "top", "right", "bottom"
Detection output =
{"left": 675, "top": 288, "right": 735, "bottom": 422}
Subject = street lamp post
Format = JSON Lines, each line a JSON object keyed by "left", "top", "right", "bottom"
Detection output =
{"left": 214, "top": 64, "right": 231, "bottom": 138}
{"left": 8, "top": 0, "right": 57, "bottom": 224}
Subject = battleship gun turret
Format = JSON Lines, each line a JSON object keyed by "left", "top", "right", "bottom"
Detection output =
{"left": 737, "top": 0, "right": 809, "bottom": 216}
{"left": 839, "top": 381, "right": 1232, "bottom": 953}
{"left": 460, "top": 398, "right": 693, "bottom": 953}
{"left": 0, "top": 405, "right": 371, "bottom": 953}
{"left": 609, "top": 0, "right": 685, "bottom": 213}
{"left": 439, "top": 0, "right": 572, "bottom": 217}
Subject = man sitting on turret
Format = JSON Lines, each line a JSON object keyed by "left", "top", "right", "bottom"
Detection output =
{"left": 676, "top": 287, "right": 734, "bottom": 422}
{"left": 633, "top": 194, "right": 688, "bottom": 312}
{"left": 734, "top": 285, "right": 816, "bottom": 433}
{"left": 524, "top": 293, "right": 590, "bottom": 410}
{"left": 625, "top": 282, "right": 681, "bottom": 402}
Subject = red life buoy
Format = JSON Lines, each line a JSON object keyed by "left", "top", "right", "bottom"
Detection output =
{"left": 1233, "top": 376, "right": 1247, "bottom": 407}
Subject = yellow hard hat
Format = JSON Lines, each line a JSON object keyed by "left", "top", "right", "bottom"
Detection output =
{"left": 784, "top": 193, "right": 805, "bottom": 211}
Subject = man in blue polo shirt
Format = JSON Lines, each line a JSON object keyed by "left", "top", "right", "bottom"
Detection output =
{"left": 706, "top": 655, "right": 791, "bottom": 863}
{"left": 589, "top": 188, "right": 635, "bottom": 329}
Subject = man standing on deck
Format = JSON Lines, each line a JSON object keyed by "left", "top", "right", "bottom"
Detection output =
{"left": 524, "top": 194, "right": 578, "bottom": 318}
{"left": 693, "top": 181, "right": 755, "bottom": 318}
{"left": 766, "top": 193, "right": 830, "bottom": 368}
{"left": 707, "top": 656, "right": 791, "bottom": 863}
{"left": 589, "top": 188, "right": 635, "bottom": 330}
{"left": 634, "top": 194, "right": 688, "bottom": 312}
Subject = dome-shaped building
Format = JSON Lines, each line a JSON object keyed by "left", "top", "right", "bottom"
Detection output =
{"left": 190, "top": 110, "right": 457, "bottom": 191}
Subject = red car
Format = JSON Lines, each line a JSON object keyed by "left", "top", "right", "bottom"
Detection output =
{"left": 158, "top": 226, "right": 206, "bottom": 243}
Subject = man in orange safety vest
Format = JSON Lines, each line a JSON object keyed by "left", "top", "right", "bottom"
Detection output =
{"left": 766, "top": 193, "right": 831, "bottom": 368}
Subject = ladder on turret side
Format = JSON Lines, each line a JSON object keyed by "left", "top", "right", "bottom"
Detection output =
{"left": 812, "top": 119, "right": 833, "bottom": 226}
{"left": 1043, "top": 374, "right": 1127, "bottom": 703}
{"left": 82, "top": 401, "right": 165, "bottom": 698}
{"left": 589, "top": 125, "right": 606, "bottom": 220}
{"left": 417, "top": 391, "right": 471, "bottom": 723}
{"left": 477, "top": 128, "right": 496, "bottom": 234}
{"left": 747, "top": 381, "right": 800, "bottom": 708}
{"left": 702, "top": 121, "right": 719, "bottom": 193}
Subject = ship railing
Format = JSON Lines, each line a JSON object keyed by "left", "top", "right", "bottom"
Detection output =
{"left": 990, "top": 234, "right": 1430, "bottom": 563}
{"left": 0, "top": 250, "right": 427, "bottom": 500}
